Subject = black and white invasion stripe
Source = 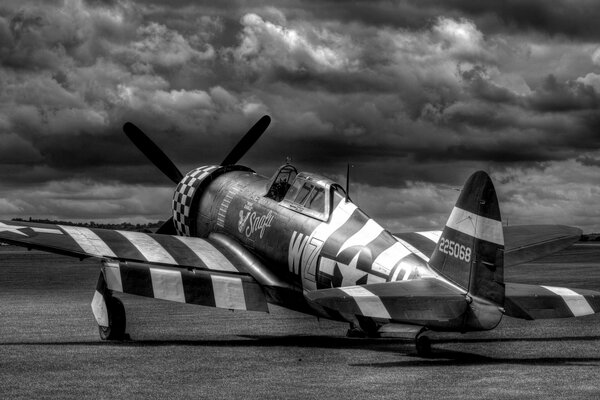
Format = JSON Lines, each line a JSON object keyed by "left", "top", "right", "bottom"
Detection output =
{"left": 101, "top": 260, "right": 268, "bottom": 312}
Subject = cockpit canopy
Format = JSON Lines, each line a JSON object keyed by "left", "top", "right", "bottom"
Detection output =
{"left": 265, "top": 164, "right": 297, "bottom": 202}
{"left": 266, "top": 165, "right": 347, "bottom": 221}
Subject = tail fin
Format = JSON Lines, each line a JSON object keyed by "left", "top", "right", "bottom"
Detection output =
{"left": 429, "top": 171, "right": 504, "bottom": 329}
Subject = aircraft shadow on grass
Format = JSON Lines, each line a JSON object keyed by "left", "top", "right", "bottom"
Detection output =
{"left": 3, "top": 335, "right": 600, "bottom": 366}
{"left": 351, "top": 351, "right": 600, "bottom": 367}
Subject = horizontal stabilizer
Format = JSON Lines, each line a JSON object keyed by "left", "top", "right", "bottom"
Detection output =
{"left": 306, "top": 279, "right": 468, "bottom": 328}
{"left": 503, "top": 225, "right": 582, "bottom": 266}
{"left": 395, "top": 224, "right": 582, "bottom": 267}
{"left": 505, "top": 282, "right": 600, "bottom": 319}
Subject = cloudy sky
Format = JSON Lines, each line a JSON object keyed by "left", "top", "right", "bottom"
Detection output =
{"left": 1, "top": 0, "right": 600, "bottom": 232}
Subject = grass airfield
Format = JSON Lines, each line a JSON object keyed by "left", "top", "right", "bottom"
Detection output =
{"left": 1, "top": 244, "right": 600, "bottom": 399}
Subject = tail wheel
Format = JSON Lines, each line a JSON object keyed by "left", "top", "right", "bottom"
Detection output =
{"left": 99, "top": 296, "right": 126, "bottom": 341}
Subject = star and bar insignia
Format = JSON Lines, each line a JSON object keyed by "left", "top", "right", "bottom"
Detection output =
{"left": 0, "top": 222, "right": 64, "bottom": 237}
{"left": 0, "top": 222, "right": 28, "bottom": 236}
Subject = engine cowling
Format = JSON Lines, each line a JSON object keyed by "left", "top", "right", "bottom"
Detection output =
{"left": 171, "top": 165, "right": 253, "bottom": 236}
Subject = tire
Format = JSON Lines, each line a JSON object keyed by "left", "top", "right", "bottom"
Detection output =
{"left": 415, "top": 335, "right": 432, "bottom": 357}
{"left": 357, "top": 316, "right": 380, "bottom": 338}
{"left": 98, "top": 296, "right": 126, "bottom": 341}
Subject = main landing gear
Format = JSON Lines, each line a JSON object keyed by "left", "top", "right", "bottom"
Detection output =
{"left": 91, "top": 272, "right": 127, "bottom": 341}
{"left": 346, "top": 317, "right": 381, "bottom": 338}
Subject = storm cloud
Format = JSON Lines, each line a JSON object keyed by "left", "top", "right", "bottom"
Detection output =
{"left": 1, "top": 0, "right": 600, "bottom": 231}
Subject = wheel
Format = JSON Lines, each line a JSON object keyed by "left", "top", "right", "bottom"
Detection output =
{"left": 99, "top": 296, "right": 126, "bottom": 340}
{"left": 357, "top": 316, "right": 380, "bottom": 338}
{"left": 415, "top": 335, "right": 432, "bottom": 357}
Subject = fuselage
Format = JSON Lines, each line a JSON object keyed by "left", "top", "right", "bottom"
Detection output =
{"left": 189, "top": 167, "right": 436, "bottom": 299}
{"left": 169, "top": 165, "right": 504, "bottom": 332}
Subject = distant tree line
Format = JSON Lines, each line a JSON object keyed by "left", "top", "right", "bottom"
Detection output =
{"left": 580, "top": 234, "right": 600, "bottom": 242}
{"left": 11, "top": 217, "right": 164, "bottom": 233}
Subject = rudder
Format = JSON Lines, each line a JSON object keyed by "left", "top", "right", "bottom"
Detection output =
{"left": 429, "top": 171, "right": 505, "bottom": 329}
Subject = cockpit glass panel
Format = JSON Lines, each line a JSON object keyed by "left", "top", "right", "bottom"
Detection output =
{"left": 295, "top": 182, "right": 314, "bottom": 205}
{"left": 281, "top": 174, "right": 333, "bottom": 221}
{"left": 284, "top": 178, "right": 304, "bottom": 202}
{"left": 305, "top": 187, "right": 325, "bottom": 212}
{"left": 332, "top": 186, "right": 346, "bottom": 208}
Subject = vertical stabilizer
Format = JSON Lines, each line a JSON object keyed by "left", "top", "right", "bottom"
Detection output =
{"left": 429, "top": 171, "right": 504, "bottom": 329}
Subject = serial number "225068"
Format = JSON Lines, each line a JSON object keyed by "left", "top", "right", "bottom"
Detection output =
{"left": 438, "top": 237, "right": 472, "bottom": 262}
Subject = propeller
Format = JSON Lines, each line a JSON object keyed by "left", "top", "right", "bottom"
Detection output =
{"left": 123, "top": 115, "right": 271, "bottom": 235}
{"left": 123, "top": 122, "right": 184, "bottom": 184}
{"left": 220, "top": 115, "right": 271, "bottom": 166}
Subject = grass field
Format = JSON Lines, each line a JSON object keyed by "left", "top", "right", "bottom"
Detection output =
{"left": 1, "top": 244, "right": 600, "bottom": 399}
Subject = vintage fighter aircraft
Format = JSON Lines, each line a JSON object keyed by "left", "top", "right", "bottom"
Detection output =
{"left": 0, "top": 115, "right": 597, "bottom": 356}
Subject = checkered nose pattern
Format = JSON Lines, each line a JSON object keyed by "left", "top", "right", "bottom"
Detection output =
{"left": 172, "top": 165, "right": 219, "bottom": 236}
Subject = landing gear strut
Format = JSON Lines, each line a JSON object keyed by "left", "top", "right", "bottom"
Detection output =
{"left": 346, "top": 317, "right": 381, "bottom": 338}
{"left": 346, "top": 323, "right": 365, "bottom": 338}
{"left": 415, "top": 327, "right": 432, "bottom": 357}
{"left": 91, "top": 272, "right": 127, "bottom": 340}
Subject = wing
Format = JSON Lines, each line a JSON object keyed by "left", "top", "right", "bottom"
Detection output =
{"left": 394, "top": 224, "right": 582, "bottom": 267}
{"left": 0, "top": 220, "right": 268, "bottom": 312}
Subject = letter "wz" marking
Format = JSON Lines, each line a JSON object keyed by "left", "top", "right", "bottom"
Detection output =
{"left": 288, "top": 231, "right": 323, "bottom": 276}
{"left": 289, "top": 231, "right": 309, "bottom": 275}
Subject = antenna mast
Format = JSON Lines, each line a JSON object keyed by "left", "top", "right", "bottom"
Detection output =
{"left": 346, "top": 163, "right": 353, "bottom": 202}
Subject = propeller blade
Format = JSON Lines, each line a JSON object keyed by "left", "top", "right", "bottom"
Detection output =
{"left": 220, "top": 115, "right": 271, "bottom": 166}
{"left": 155, "top": 217, "right": 177, "bottom": 235}
{"left": 123, "top": 122, "right": 184, "bottom": 184}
